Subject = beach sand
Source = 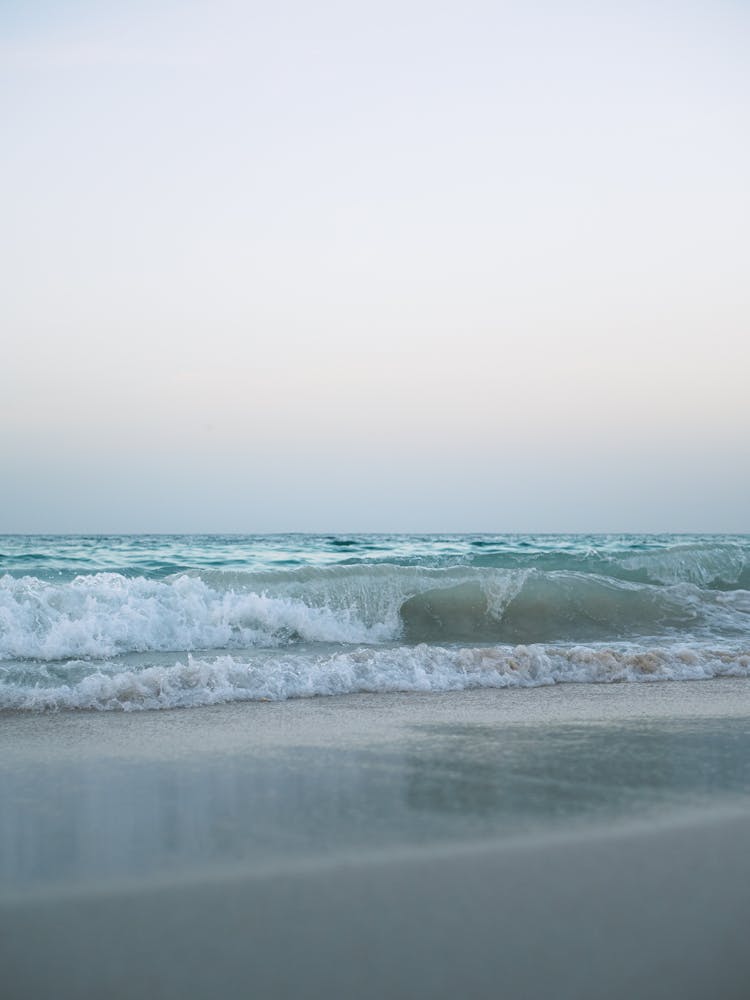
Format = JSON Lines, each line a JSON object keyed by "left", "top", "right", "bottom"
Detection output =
{"left": 2, "top": 679, "right": 750, "bottom": 999}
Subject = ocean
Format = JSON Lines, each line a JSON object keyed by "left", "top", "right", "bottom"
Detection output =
{"left": 4, "top": 534, "right": 750, "bottom": 998}
{"left": 1, "top": 533, "right": 749, "bottom": 711}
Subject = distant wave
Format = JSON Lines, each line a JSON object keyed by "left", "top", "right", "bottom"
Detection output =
{"left": 2, "top": 538, "right": 749, "bottom": 589}
{"left": 468, "top": 542, "right": 750, "bottom": 589}
{"left": 2, "top": 643, "right": 749, "bottom": 711}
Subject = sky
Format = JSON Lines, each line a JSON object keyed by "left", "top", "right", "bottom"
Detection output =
{"left": 2, "top": 0, "right": 749, "bottom": 532}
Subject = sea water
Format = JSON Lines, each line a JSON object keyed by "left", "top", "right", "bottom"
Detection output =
{"left": 1, "top": 533, "right": 749, "bottom": 710}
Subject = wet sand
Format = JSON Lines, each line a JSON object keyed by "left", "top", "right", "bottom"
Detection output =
{"left": 2, "top": 680, "right": 750, "bottom": 999}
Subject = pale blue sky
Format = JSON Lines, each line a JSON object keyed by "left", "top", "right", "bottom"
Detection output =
{"left": 2, "top": 0, "right": 749, "bottom": 532}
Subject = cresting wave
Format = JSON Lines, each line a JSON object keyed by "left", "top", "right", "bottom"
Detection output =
{"left": 3, "top": 546, "right": 749, "bottom": 711}
{"left": 2, "top": 567, "right": 750, "bottom": 661}
{"left": 0, "top": 572, "right": 391, "bottom": 660}
{"left": 2, "top": 643, "right": 749, "bottom": 711}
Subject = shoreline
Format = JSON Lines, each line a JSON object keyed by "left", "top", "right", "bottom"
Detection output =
{"left": 3, "top": 673, "right": 750, "bottom": 740}
{"left": 3, "top": 678, "right": 750, "bottom": 999}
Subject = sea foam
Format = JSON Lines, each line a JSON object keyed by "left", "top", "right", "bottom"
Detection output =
{"left": 2, "top": 643, "right": 749, "bottom": 711}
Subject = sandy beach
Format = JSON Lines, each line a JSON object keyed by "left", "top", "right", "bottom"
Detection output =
{"left": 3, "top": 679, "right": 750, "bottom": 999}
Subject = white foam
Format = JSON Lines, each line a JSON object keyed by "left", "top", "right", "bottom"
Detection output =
{"left": 0, "top": 573, "right": 392, "bottom": 660}
{"left": 2, "top": 643, "right": 749, "bottom": 711}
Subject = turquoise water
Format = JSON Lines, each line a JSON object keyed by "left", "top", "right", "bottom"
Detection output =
{"left": 1, "top": 534, "right": 749, "bottom": 710}
{"left": 2, "top": 533, "right": 750, "bottom": 584}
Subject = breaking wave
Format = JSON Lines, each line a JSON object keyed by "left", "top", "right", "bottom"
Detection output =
{"left": 3, "top": 551, "right": 749, "bottom": 711}
{"left": 1, "top": 567, "right": 749, "bottom": 662}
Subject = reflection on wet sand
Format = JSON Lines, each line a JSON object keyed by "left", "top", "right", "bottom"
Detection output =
{"left": 405, "top": 720, "right": 750, "bottom": 817}
{"left": 2, "top": 717, "right": 749, "bottom": 894}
